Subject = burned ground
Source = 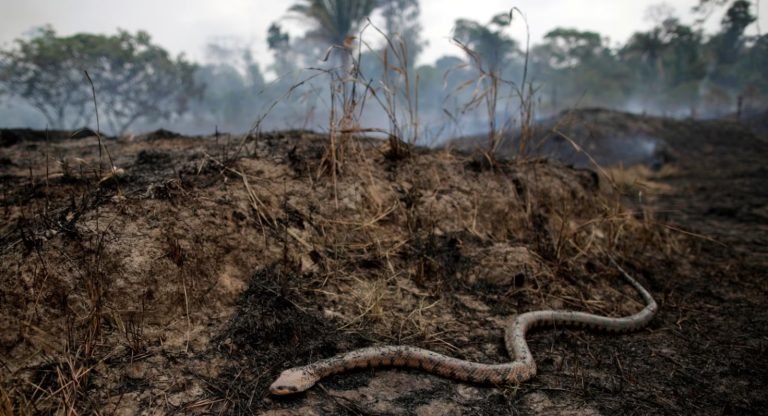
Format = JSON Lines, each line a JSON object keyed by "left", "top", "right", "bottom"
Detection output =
{"left": 0, "top": 109, "right": 766, "bottom": 415}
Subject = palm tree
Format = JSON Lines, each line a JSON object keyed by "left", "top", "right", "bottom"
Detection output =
{"left": 288, "top": 0, "right": 378, "bottom": 70}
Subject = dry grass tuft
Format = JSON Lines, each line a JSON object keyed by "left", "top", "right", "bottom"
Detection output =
{"left": 0, "top": 13, "right": 696, "bottom": 414}
{"left": 449, "top": 7, "right": 536, "bottom": 165}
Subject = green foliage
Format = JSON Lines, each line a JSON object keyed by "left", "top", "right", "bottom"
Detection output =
{"left": 5, "top": 2, "right": 765, "bottom": 137}
{"left": 531, "top": 29, "right": 624, "bottom": 111}
{"left": 703, "top": 0, "right": 758, "bottom": 92}
{"left": 452, "top": 13, "right": 520, "bottom": 74}
{"left": 746, "top": 35, "right": 768, "bottom": 89}
{"left": 622, "top": 18, "right": 707, "bottom": 89}
{"left": 714, "top": 0, "right": 756, "bottom": 64}
{"left": 542, "top": 28, "right": 604, "bottom": 68}
{"left": 0, "top": 26, "right": 201, "bottom": 134}
{"left": 663, "top": 21, "right": 706, "bottom": 86}
{"left": 267, "top": 23, "right": 290, "bottom": 51}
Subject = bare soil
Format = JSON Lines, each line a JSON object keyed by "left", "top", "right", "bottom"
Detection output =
{"left": 1, "top": 109, "right": 766, "bottom": 415}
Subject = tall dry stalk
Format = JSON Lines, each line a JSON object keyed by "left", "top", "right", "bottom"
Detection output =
{"left": 449, "top": 7, "right": 536, "bottom": 163}
{"left": 364, "top": 18, "right": 419, "bottom": 157}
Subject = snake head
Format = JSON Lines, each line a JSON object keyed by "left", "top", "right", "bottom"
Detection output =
{"left": 269, "top": 368, "right": 319, "bottom": 395}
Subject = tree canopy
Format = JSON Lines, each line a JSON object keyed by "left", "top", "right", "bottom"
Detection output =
{"left": 452, "top": 13, "right": 520, "bottom": 75}
{"left": 0, "top": 26, "right": 201, "bottom": 134}
{"left": 1, "top": 1, "right": 766, "bottom": 139}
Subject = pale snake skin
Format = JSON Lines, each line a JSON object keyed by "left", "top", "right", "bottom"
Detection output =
{"left": 269, "top": 263, "right": 657, "bottom": 395}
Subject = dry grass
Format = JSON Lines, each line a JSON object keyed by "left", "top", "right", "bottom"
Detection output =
{"left": 0, "top": 12, "right": 695, "bottom": 415}
{"left": 449, "top": 7, "right": 536, "bottom": 166}
{"left": 603, "top": 164, "right": 677, "bottom": 198}
{"left": 361, "top": 18, "right": 419, "bottom": 158}
{"left": 0, "top": 123, "right": 687, "bottom": 413}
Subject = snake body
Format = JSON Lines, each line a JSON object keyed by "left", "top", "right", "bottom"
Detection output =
{"left": 269, "top": 266, "right": 657, "bottom": 395}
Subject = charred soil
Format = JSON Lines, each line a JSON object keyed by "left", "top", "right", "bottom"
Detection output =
{"left": 0, "top": 110, "right": 766, "bottom": 415}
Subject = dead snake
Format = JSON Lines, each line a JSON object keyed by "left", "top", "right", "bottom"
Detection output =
{"left": 270, "top": 262, "right": 657, "bottom": 395}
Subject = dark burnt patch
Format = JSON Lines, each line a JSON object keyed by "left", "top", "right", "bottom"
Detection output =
{"left": 402, "top": 232, "right": 475, "bottom": 290}
{"left": 213, "top": 263, "right": 364, "bottom": 411}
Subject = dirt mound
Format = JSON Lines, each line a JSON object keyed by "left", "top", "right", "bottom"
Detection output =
{"left": 0, "top": 114, "right": 766, "bottom": 414}
{"left": 451, "top": 108, "right": 766, "bottom": 170}
{"left": 742, "top": 108, "right": 768, "bottom": 139}
{"left": 0, "top": 127, "right": 103, "bottom": 147}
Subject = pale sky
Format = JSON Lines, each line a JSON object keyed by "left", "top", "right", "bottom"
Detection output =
{"left": 0, "top": 0, "right": 764, "bottom": 70}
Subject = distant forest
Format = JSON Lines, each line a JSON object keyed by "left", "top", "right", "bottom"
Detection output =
{"left": 0, "top": 0, "right": 765, "bottom": 142}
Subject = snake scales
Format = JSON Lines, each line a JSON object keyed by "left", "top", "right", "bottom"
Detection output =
{"left": 270, "top": 262, "right": 657, "bottom": 395}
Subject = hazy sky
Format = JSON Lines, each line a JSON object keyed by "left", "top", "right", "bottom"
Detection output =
{"left": 0, "top": 0, "right": 764, "bottom": 70}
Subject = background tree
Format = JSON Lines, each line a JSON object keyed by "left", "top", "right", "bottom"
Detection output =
{"left": 532, "top": 28, "right": 625, "bottom": 111}
{"left": 288, "top": 0, "right": 378, "bottom": 70}
{"left": 712, "top": 0, "right": 756, "bottom": 65}
{"left": 415, "top": 55, "right": 474, "bottom": 139}
{"left": 452, "top": 13, "right": 520, "bottom": 76}
{"left": 623, "top": 27, "right": 667, "bottom": 83}
{"left": 379, "top": 0, "right": 424, "bottom": 65}
{"left": 0, "top": 26, "right": 201, "bottom": 134}
{"left": 0, "top": 26, "right": 91, "bottom": 128}
{"left": 745, "top": 34, "right": 768, "bottom": 89}
{"left": 659, "top": 19, "right": 705, "bottom": 86}
{"left": 184, "top": 40, "right": 266, "bottom": 133}
{"left": 93, "top": 31, "right": 202, "bottom": 134}
{"left": 692, "top": 0, "right": 754, "bottom": 18}
{"left": 702, "top": 0, "right": 761, "bottom": 114}
{"left": 542, "top": 28, "right": 604, "bottom": 69}
{"left": 266, "top": 23, "right": 296, "bottom": 77}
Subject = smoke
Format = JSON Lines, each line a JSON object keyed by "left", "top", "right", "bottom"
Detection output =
{"left": 1, "top": 23, "right": 765, "bottom": 140}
